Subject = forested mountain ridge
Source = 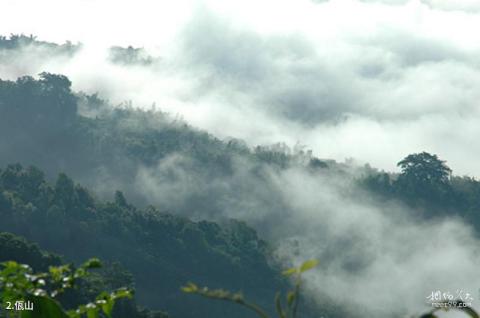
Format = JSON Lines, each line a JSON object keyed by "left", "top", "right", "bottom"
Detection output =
{"left": 0, "top": 163, "right": 289, "bottom": 318}
{"left": 0, "top": 72, "right": 337, "bottom": 216}
{"left": 1, "top": 72, "right": 479, "bottom": 227}
{"left": 360, "top": 152, "right": 480, "bottom": 232}
{"left": 0, "top": 71, "right": 347, "bottom": 317}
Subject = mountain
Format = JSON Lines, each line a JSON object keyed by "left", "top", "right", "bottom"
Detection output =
{"left": 0, "top": 163, "right": 289, "bottom": 317}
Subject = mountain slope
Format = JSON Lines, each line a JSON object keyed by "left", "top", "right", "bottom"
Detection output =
{"left": 0, "top": 164, "right": 285, "bottom": 318}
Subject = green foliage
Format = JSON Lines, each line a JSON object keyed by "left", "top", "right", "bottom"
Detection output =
{"left": 395, "top": 152, "right": 452, "bottom": 202}
{"left": 0, "top": 73, "right": 326, "bottom": 212}
{"left": 359, "top": 152, "right": 480, "bottom": 227}
{"left": 397, "top": 152, "right": 452, "bottom": 184}
{"left": 0, "top": 232, "right": 62, "bottom": 271}
{"left": 0, "top": 72, "right": 77, "bottom": 133}
{"left": 0, "top": 232, "right": 163, "bottom": 318}
{"left": 0, "top": 164, "right": 282, "bottom": 318}
{"left": 394, "top": 152, "right": 452, "bottom": 203}
{"left": 21, "top": 296, "right": 69, "bottom": 318}
{"left": 0, "top": 259, "right": 132, "bottom": 318}
{"left": 182, "top": 259, "right": 319, "bottom": 318}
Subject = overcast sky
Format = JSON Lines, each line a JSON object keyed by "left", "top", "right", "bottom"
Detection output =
{"left": 2, "top": 0, "right": 480, "bottom": 176}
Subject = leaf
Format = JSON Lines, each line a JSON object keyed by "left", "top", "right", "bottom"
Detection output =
{"left": 287, "top": 291, "right": 296, "bottom": 306}
{"left": 82, "top": 258, "right": 102, "bottom": 270}
{"left": 275, "top": 292, "right": 286, "bottom": 318}
{"left": 111, "top": 288, "right": 132, "bottom": 299}
{"left": 20, "top": 296, "right": 69, "bottom": 318}
{"left": 299, "top": 259, "right": 319, "bottom": 273}
{"left": 86, "top": 307, "right": 98, "bottom": 318}
{"left": 100, "top": 299, "right": 114, "bottom": 318}
{"left": 181, "top": 282, "right": 199, "bottom": 293}
{"left": 282, "top": 268, "right": 297, "bottom": 277}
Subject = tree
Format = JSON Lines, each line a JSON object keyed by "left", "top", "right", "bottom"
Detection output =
{"left": 397, "top": 152, "right": 451, "bottom": 185}
{"left": 114, "top": 191, "right": 128, "bottom": 208}
{"left": 395, "top": 152, "right": 452, "bottom": 204}
{"left": 38, "top": 72, "right": 77, "bottom": 121}
{"left": 54, "top": 173, "right": 76, "bottom": 210}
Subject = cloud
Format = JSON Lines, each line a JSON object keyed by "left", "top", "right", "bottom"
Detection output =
{"left": 422, "top": 0, "right": 480, "bottom": 12}
{"left": 178, "top": 10, "right": 359, "bottom": 125}
{"left": 132, "top": 150, "right": 480, "bottom": 317}
{"left": 270, "top": 167, "right": 480, "bottom": 317}
{"left": 321, "top": 0, "right": 480, "bottom": 12}
{"left": 172, "top": 7, "right": 480, "bottom": 177}
{"left": 358, "top": 0, "right": 409, "bottom": 5}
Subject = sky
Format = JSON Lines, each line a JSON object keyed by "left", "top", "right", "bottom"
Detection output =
{"left": 2, "top": 0, "right": 480, "bottom": 176}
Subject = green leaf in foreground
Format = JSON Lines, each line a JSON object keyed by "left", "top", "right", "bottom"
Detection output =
{"left": 299, "top": 259, "right": 319, "bottom": 273}
{"left": 20, "top": 296, "right": 69, "bottom": 318}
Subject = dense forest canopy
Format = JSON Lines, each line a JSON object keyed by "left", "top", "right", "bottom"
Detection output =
{"left": 0, "top": 162, "right": 295, "bottom": 318}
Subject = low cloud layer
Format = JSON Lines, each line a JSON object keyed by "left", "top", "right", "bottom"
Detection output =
{"left": 271, "top": 167, "right": 480, "bottom": 317}
{"left": 422, "top": 0, "right": 480, "bottom": 12}
{"left": 133, "top": 152, "right": 480, "bottom": 317}
{"left": 2, "top": 0, "right": 480, "bottom": 176}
